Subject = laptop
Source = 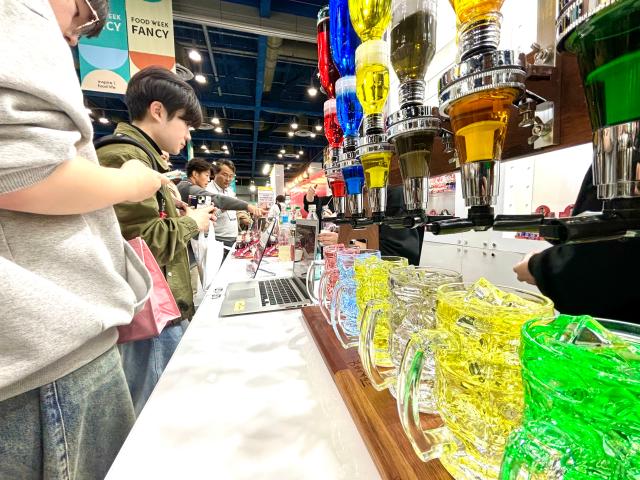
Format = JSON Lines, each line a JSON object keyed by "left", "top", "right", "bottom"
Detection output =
{"left": 219, "top": 219, "right": 317, "bottom": 316}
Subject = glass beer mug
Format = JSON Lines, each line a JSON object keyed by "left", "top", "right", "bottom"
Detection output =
{"left": 306, "top": 244, "right": 345, "bottom": 306}
{"left": 500, "top": 315, "right": 640, "bottom": 480}
{"left": 330, "top": 249, "right": 381, "bottom": 348}
{"left": 397, "top": 279, "right": 553, "bottom": 480}
{"left": 351, "top": 256, "right": 408, "bottom": 360}
{"left": 320, "top": 246, "right": 359, "bottom": 323}
{"left": 359, "top": 266, "right": 461, "bottom": 405}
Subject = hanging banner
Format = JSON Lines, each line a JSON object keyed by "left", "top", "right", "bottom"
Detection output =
{"left": 126, "top": 0, "right": 176, "bottom": 76}
{"left": 78, "top": 0, "right": 130, "bottom": 94}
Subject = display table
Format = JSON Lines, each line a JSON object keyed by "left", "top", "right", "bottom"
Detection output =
{"left": 106, "top": 256, "right": 380, "bottom": 480}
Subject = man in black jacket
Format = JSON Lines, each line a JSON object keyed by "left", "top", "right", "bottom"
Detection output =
{"left": 513, "top": 166, "right": 639, "bottom": 323}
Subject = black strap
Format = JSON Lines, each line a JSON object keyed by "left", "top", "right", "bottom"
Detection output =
{"left": 94, "top": 134, "right": 166, "bottom": 211}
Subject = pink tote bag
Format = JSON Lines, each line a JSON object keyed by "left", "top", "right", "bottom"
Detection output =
{"left": 117, "top": 237, "right": 181, "bottom": 343}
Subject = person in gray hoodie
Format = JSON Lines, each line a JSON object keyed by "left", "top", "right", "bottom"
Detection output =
{"left": 0, "top": 1, "right": 165, "bottom": 478}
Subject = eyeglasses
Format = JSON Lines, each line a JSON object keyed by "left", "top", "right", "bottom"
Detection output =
{"left": 73, "top": 0, "right": 102, "bottom": 38}
{"left": 218, "top": 172, "right": 235, "bottom": 180}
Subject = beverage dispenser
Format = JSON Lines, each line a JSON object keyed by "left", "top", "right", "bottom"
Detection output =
{"left": 330, "top": 0, "right": 364, "bottom": 219}
{"left": 540, "top": 0, "right": 640, "bottom": 242}
{"left": 386, "top": 0, "right": 454, "bottom": 222}
{"left": 317, "top": 6, "right": 340, "bottom": 98}
{"left": 350, "top": 0, "right": 394, "bottom": 220}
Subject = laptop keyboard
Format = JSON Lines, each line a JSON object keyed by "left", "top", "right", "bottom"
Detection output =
{"left": 259, "top": 278, "right": 303, "bottom": 306}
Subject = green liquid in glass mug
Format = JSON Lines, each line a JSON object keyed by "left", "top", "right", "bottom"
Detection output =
{"left": 500, "top": 315, "right": 640, "bottom": 480}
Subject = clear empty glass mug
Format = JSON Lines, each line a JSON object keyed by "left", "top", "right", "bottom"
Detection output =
{"left": 330, "top": 249, "right": 381, "bottom": 348}
{"left": 397, "top": 279, "right": 554, "bottom": 480}
{"left": 306, "top": 244, "right": 345, "bottom": 313}
{"left": 500, "top": 314, "right": 640, "bottom": 480}
{"left": 359, "top": 266, "right": 462, "bottom": 409}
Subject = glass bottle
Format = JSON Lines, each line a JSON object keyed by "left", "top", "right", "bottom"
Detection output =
{"left": 330, "top": 0, "right": 361, "bottom": 77}
{"left": 355, "top": 39, "right": 390, "bottom": 134}
{"left": 448, "top": 0, "right": 505, "bottom": 59}
{"left": 390, "top": 0, "right": 437, "bottom": 107}
{"left": 349, "top": 0, "right": 392, "bottom": 42}
{"left": 317, "top": 6, "right": 341, "bottom": 98}
{"left": 324, "top": 99, "right": 344, "bottom": 148}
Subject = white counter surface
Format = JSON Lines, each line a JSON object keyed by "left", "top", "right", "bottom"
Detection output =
{"left": 107, "top": 256, "right": 380, "bottom": 480}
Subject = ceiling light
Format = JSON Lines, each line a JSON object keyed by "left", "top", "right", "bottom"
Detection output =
{"left": 221, "top": 144, "right": 228, "bottom": 150}
{"left": 214, "top": 126, "right": 223, "bottom": 133}
{"left": 212, "top": 116, "right": 220, "bottom": 125}
{"left": 307, "top": 86, "right": 318, "bottom": 97}
{"left": 194, "top": 74, "right": 206, "bottom": 84}
{"left": 310, "top": 132, "right": 316, "bottom": 138}
{"left": 249, "top": 182, "right": 256, "bottom": 192}
{"left": 277, "top": 153, "right": 283, "bottom": 158}
{"left": 296, "top": 154, "right": 300, "bottom": 159}
{"left": 201, "top": 144, "right": 207, "bottom": 150}
{"left": 262, "top": 163, "right": 271, "bottom": 175}
{"left": 98, "top": 116, "right": 109, "bottom": 124}
{"left": 287, "top": 163, "right": 292, "bottom": 168}
{"left": 280, "top": 148, "right": 286, "bottom": 154}
{"left": 315, "top": 124, "right": 322, "bottom": 132}
{"left": 189, "top": 50, "right": 202, "bottom": 62}
{"left": 291, "top": 121, "right": 298, "bottom": 130}
{"left": 288, "top": 131, "right": 294, "bottom": 137}
{"left": 298, "top": 150, "right": 304, "bottom": 155}
{"left": 224, "top": 150, "right": 229, "bottom": 155}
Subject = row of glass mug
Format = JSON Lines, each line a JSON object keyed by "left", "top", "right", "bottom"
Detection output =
{"left": 306, "top": 246, "right": 640, "bottom": 480}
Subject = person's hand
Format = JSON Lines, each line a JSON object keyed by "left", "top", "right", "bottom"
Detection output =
{"left": 120, "top": 159, "right": 169, "bottom": 202}
{"left": 173, "top": 199, "right": 189, "bottom": 216}
{"left": 318, "top": 231, "right": 339, "bottom": 246}
{"left": 247, "top": 204, "right": 267, "bottom": 217}
{"left": 306, "top": 185, "right": 316, "bottom": 202}
{"left": 513, "top": 251, "right": 537, "bottom": 285}
{"left": 186, "top": 206, "right": 217, "bottom": 232}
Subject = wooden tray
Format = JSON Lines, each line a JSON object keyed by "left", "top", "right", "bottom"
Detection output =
{"left": 301, "top": 306, "right": 452, "bottom": 480}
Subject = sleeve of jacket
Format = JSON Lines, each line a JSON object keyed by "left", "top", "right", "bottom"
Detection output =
{"left": 527, "top": 237, "right": 640, "bottom": 320}
{"left": 98, "top": 149, "right": 199, "bottom": 267}
{"left": 185, "top": 183, "right": 248, "bottom": 211}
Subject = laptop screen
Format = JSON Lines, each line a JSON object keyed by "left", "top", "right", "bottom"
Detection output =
{"left": 246, "top": 218, "right": 276, "bottom": 278}
{"left": 293, "top": 219, "right": 318, "bottom": 281}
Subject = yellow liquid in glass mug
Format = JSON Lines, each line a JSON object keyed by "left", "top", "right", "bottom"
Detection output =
{"left": 434, "top": 280, "right": 554, "bottom": 480}
{"left": 355, "top": 256, "right": 407, "bottom": 366}
{"left": 448, "top": 89, "right": 518, "bottom": 163}
{"left": 361, "top": 151, "right": 392, "bottom": 189}
{"left": 349, "top": 0, "right": 392, "bottom": 41}
{"left": 449, "top": 0, "right": 505, "bottom": 24}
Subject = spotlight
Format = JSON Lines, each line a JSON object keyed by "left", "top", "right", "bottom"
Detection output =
{"left": 224, "top": 150, "right": 230, "bottom": 155}
{"left": 214, "top": 126, "right": 223, "bottom": 133}
{"left": 98, "top": 116, "right": 109, "bottom": 124}
{"left": 296, "top": 154, "right": 300, "bottom": 159}
{"left": 189, "top": 50, "right": 202, "bottom": 62}
{"left": 310, "top": 132, "right": 317, "bottom": 138}
{"left": 291, "top": 121, "right": 298, "bottom": 130}
{"left": 288, "top": 131, "right": 294, "bottom": 137}
{"left": 280, "top": 148, "right": 286, "bottom": 154}
{"left": 249, "top": 182, "right": 256, "bottom": 193}
{"left": 307, "top": 86, "right": 318, "bottom": 97}
{"left": 221, "top": 144, "right": 228, "bottom": 150}
{"left": 278, "top": 153, "right": 283, "bottom": 159}
{"left": 201, "top": 144, "right": 207, "bottom": 150}
{"left": 212, "top": 116, "right": 220, "bottom": 125}
{"left": 298, "top": 150, "right": 304, "bottom": 155}
{"left": 315, "top": 124, "right": 322, "bottom": 132}
{"left": 194, "top": 74, "right": 206, "bottom": 84}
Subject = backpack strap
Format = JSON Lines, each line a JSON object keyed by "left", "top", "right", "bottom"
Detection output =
{"left": 94, "top": 133, "right": 166, "bottom": 213}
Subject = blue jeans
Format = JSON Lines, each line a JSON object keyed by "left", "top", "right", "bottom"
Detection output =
{"left": 0, "top": 346, "right": 135, "bottom": 479}
{"left": 119, "top": 321, "right": 188, "bottom": 416}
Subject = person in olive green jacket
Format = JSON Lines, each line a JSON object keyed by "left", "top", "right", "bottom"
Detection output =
{"left": 97, "top": 66, "right": 214, "bottom": 415}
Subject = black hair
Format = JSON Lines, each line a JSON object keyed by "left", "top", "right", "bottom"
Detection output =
{"left": 126, "top": 66, "right": 203, "bottom": 128}
{"left": 212, "top": 159, "right": 236, "bottom": 175}
{"left": 276, "top": 195, "right": 285, "bottom": 203}
{"left": 86, "top": 0, "right": 109, "bottom": 38}
{"left": 187, "top": 158, "right": 212, "bottom": 178}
